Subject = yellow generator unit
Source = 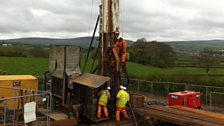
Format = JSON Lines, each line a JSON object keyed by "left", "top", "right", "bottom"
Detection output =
{"left": 0, "top": 75, "right": 38, "bottom": 109}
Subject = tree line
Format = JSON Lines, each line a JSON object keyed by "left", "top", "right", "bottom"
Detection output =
{"left": 0, "top": 45, "right": 49, "bottom": 58}
{"left": 128, "top": 38, "right": 176, "bottom": 68}
{"left": 128, "top": 38, "right": 222, "bottom": 73}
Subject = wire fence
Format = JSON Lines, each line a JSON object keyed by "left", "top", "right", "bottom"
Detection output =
{"left": 0, "top": 86, "right": 51, "bottom": 126}
{"left": 126, "top": 78, "right": 224, "bottom": 112}
{"left": 210, "top": 92, "right": 224, "bottom": 113}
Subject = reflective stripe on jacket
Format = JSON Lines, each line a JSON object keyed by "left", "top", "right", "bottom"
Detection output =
{"left": 98, "top": 90, "right": 111, "bottom": 106}
{"left": 116, "top": 89, "right": 129, "bottom": 108}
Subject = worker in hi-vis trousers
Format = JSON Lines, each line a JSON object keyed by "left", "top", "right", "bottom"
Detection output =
{"left": 114, "top": 37, "right": 129, "bottom": 87}
{"left": 114, "top": 37, "right": 127, "bottom": 64}
{"left": 97, "top": 86, "right": 111, "bottom": 119}
{"left": 116, "top": 85, "right": 130, "bottom": 122}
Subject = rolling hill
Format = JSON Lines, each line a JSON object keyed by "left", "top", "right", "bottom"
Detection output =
{"left": 1, "top": 37, "right": 224, "bottom": 51}
{"left": 0, "top": 37, "right": 134, "bottom": 48}
{"left": 166, "top": 40, "right": 224, "bottom": 51}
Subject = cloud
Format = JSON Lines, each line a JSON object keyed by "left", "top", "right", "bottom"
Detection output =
{"left": 0, "top": 0, "right": 224, "bottom": 41}
{"left": 121, "top": 0, "right": 224, "bottom": 41}
{"left": 0, "top": 0, "right": 100, "bottom": 38}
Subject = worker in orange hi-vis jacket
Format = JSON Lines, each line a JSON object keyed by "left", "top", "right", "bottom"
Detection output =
{"left": 114, "top": 37, "right": 129, "bottom": 87}
{"left": 97, "top": 86, "right": 111, "bottom": 119}
{"left": 116, "top": 85, "right": 130, "bottom": 122}
{"left": 114, "top": 37, "right": 127, "bottom": 64}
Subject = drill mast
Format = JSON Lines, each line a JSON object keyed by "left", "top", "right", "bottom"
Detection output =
{"left": 99, "top": 0, "right": 120, "bottom": 96}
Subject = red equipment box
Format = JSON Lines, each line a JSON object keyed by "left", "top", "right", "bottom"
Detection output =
{"left": 168, "top": 91, "right": 201, "bottom": 109}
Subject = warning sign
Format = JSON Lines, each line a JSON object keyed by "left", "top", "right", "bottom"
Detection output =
{"left": 24, "top": 102, "right": 36, "bottom": 123}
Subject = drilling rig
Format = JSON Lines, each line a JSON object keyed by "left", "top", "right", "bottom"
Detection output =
{"left": 46, "top": 0, "right": 131, "bottom": 124}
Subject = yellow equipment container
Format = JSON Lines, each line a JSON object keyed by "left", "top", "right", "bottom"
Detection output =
{"left": 0, "top": 75, "right": 38, "bottom": 109}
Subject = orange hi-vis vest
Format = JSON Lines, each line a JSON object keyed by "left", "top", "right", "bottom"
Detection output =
{"left": 114, "top": 39, "right": 127, "bottom": 54}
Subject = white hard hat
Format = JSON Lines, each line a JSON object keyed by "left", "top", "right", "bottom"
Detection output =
{"left": 123, "top": 86, "right": 127, "bottom": 90}
{"left": 120, "top": 85, "right": 124, "bottom": 89}
{"left": 107, "top": 87, "right": 111, "bottom": 90}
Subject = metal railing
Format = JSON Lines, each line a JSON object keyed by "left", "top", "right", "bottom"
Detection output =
{"left": 126, "top": 78, "right": 224, "bottom": 112}
{"left": 0, "top": 86, "right": 52, "bottom": 126}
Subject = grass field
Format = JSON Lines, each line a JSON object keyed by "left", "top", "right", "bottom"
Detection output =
{"left": 127, "top": 62, "right": 224, "bottom": 75}
{"left": 1, "top": 56, "right": 224, "bottom": 86}
{"left": 0, "top": 56, "right": 48, "bottom": 77}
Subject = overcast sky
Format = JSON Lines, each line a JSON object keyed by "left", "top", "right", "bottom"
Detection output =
{"left": 1, "top": 0, "right": 224, "bottom": 41}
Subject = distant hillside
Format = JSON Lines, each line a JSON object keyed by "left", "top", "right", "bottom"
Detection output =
{"left": 1, "top": 37, "right": 134, "bottom": 48}
{"left": 2, "top": 37, "right": 224, "bottom": 51}
{"left": 166, "top": 40, "right": 224, "bottom": 51}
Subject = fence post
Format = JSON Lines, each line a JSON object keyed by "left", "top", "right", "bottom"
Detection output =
{"left": 185, "top": 83, "right": 188, "bottom": 90}
{"left": 167, "top": 83, "right": 169, "bottom": 94}
{"left": 13, "top": 89, "right": 16, "bottom": 125}
{"left": 46, "top": 94, "right": 50, "bottom": 126}
{"left": 4, "top": 102, "right": 7, "bottom": 126}
{"left": 205, "top": 87, "right": 208, "bottom": 106}
{"left": 167, "top": 83, "right": 170, "bottom": 101}
{"left": 151, "top": 82, "right": 154, "bottom": 101}
{"left": 48, "top": 91, "right": 52, "bottom": 126}
{"left": 210, "top": 92, "right": 212, "bottom": 111}
{"left": 137, "top": 80, "right": 140, "bottom": 93}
